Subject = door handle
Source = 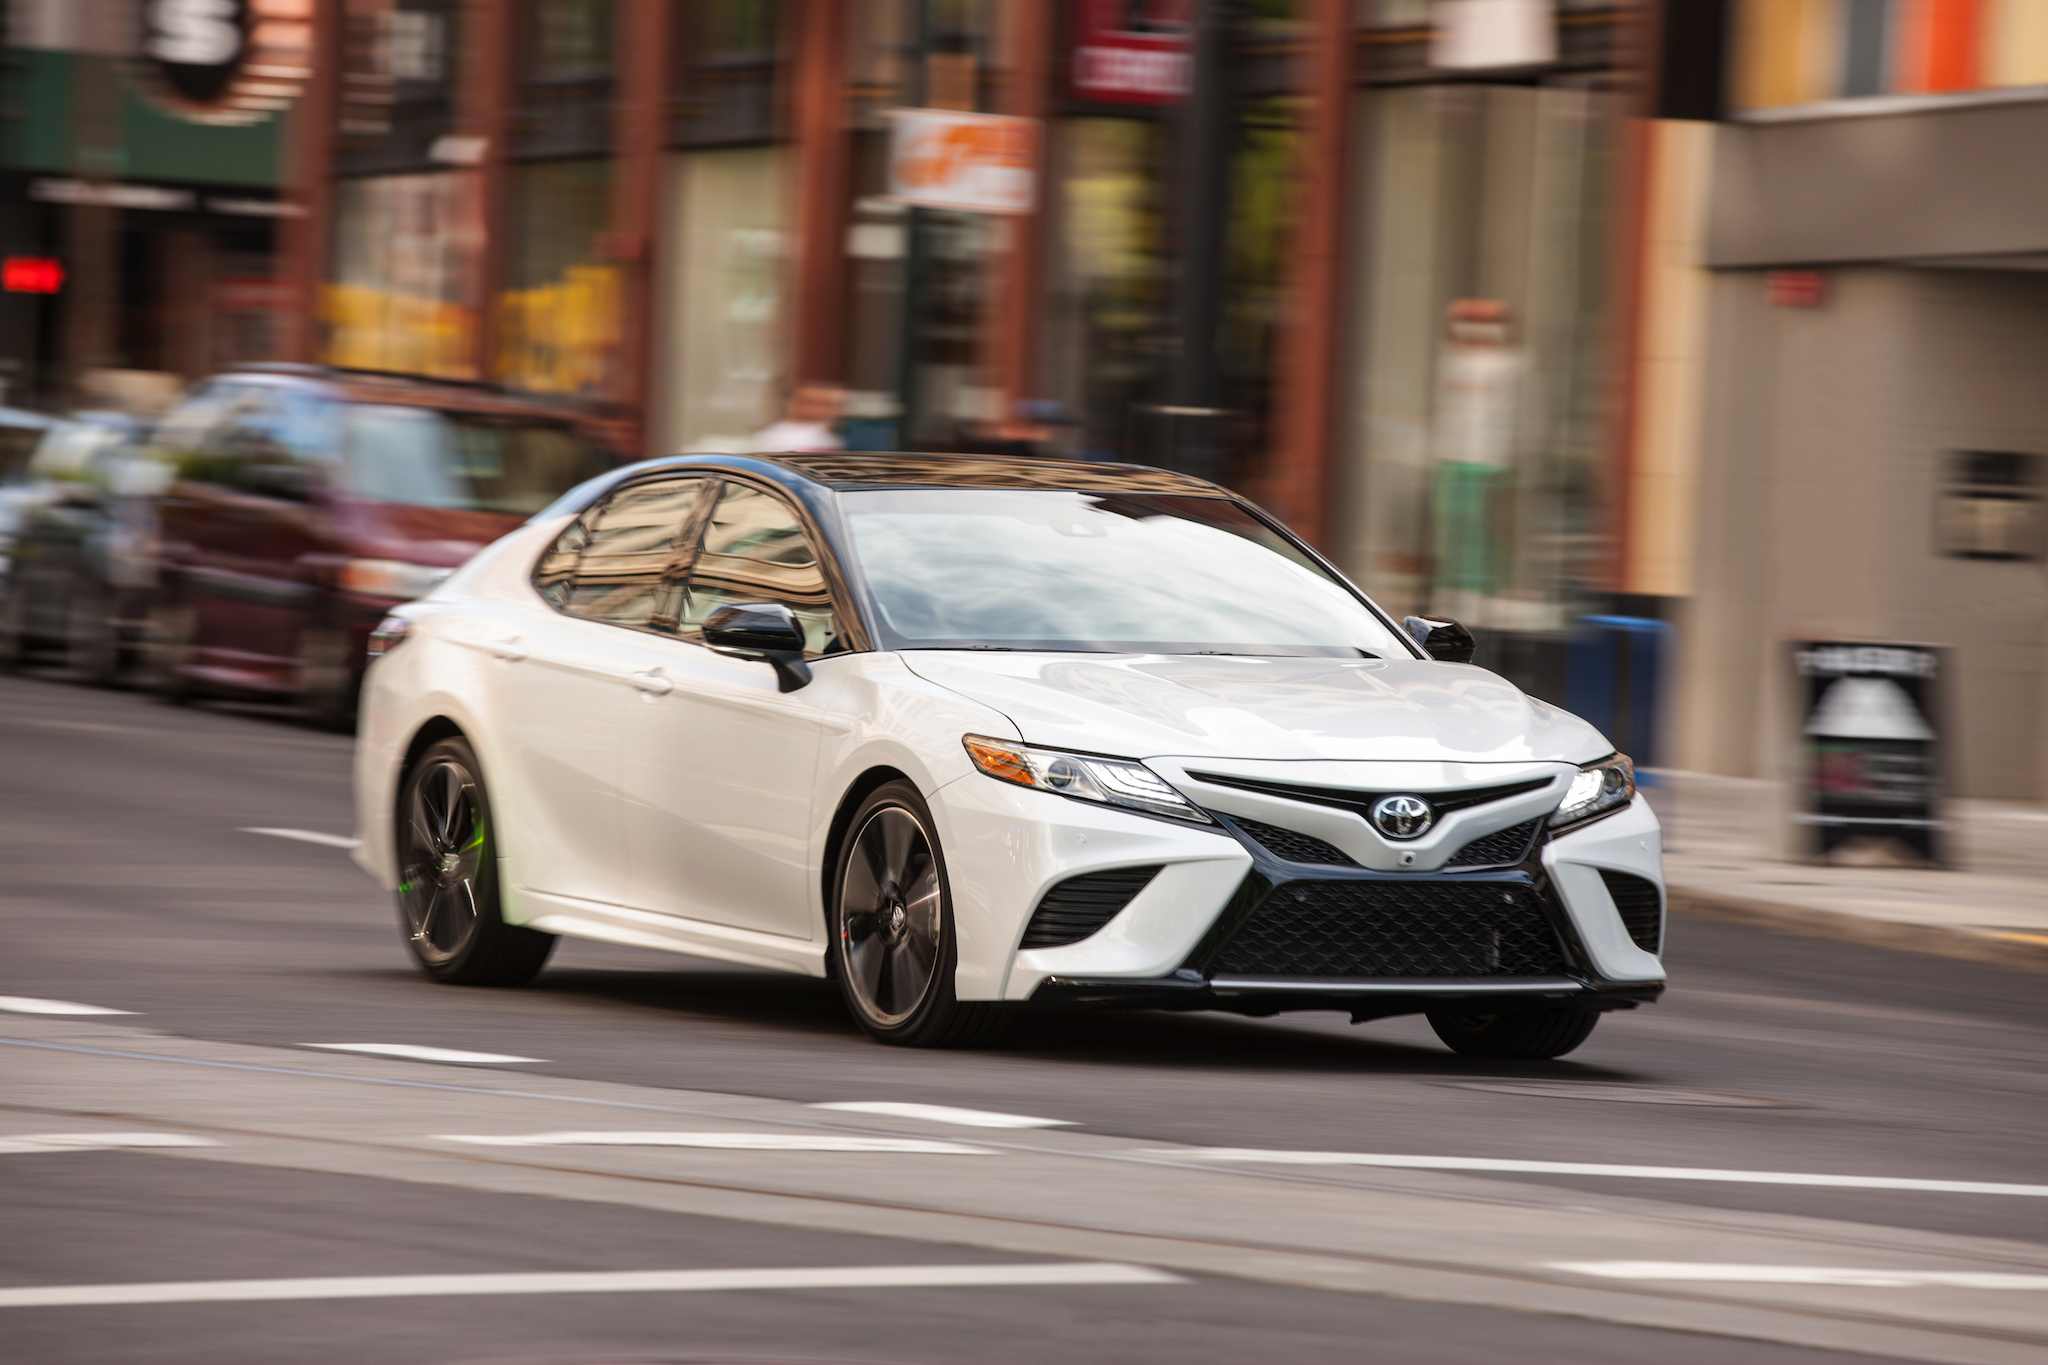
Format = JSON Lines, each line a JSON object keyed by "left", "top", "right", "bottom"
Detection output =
{"left": 488, "top": 637, "right": 528, "bottom": 663}
{"left": 628, "top": 670, "right": 673, "bottom": 696}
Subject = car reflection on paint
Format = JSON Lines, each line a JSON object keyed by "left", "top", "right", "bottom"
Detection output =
{"left": 353, "top": 453, "right": 1665, "bottom": 1060}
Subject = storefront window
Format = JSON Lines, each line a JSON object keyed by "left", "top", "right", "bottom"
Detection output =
{"left": 495, "top": 159, "right": 619, "bottom": 396}
{"left": 1340, "top": 83, "right": 1615, "bottom": 632}
{"left": 324, "top": 172, "right": 480, "bottom": 379}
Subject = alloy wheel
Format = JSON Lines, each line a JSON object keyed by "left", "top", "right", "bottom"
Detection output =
{"left": 839, "top": 805, "right": 943, "bottom": 1027}
{"left": 400, "top": 758, "right": 487, "bottom": 965}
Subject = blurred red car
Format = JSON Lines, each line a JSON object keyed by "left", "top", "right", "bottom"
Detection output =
{"left": 140, "top": 366, "right": 617, "bottom": 726}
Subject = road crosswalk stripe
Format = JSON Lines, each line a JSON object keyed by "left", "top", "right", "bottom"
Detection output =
{"left": 1552, "top": 1262, "right": 2048, "bottom": 1288}
{"left": 241, "top": 828, "right": 361, "bottom": 850}
{"left": 440, "top": 1131, "right": 993, "bottom": 1154}
{"left": 0, "top": 995, "right": 134, "bottom": 1015}
{"left": 810, "top": 1101, "right": 1073, "bottom": 1128}
{"left": 305, "top": 1044, "right": 543, "bottom": 1064}
{"left": 0, "top": 1133, "right": 215, "bottom": 1155}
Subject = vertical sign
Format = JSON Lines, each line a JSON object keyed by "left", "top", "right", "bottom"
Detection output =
{"left": 1794, "top": 643, "right": 1944, "bottom": 865}
{"left": 1069, "top": 0, "right": 1192, "bottom": 105}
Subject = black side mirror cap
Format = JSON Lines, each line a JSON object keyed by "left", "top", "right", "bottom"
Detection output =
{"left": 1403, "top": 614, "right": 1476, "bottom": 663}
{"left": 702, "top": 602, "right": 813, "bottom": 691}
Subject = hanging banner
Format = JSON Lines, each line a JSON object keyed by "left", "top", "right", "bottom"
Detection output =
{"left": 1069, "top": 0, "right": 1191, "bottom": 105}
{"left": 887, "top": 109, "right": 1039, "bottom": 215}
{"left": 1794, "top": 642, "right": 1944, "bottom": 865}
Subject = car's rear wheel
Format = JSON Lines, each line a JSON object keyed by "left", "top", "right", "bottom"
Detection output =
{"left": 397, "top": 737, "right": 554, "bottom": 986}
{"left": 0, "top": 576, "right": 28, "bottom": 670}
{"left": 297, "top": 622, "right": 358, "bottom": 732}
{"left": 65, "top": 576, "right": 120, "bottom": 686}
{"left": 139, "top": 600, "right": 195, "bottom": 703}
{"left": 1428, "top": 1007, "right": 1599, "bottom": 1060}
{"left": 830, "top": 780, "right": 1004, "bottom": 1048}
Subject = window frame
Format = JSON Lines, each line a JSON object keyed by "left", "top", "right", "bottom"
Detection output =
{"left": 530, "top": 470, "right": 871, "bottom": 657}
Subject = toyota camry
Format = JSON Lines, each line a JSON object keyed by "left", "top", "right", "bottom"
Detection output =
{"left": 352, "top": 453, "right": 1664, "bottom": 1059}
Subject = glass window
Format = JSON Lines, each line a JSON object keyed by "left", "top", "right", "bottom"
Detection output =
{"left": 840, "top": 488, "right": 1408, "bottom": 657}
{"left": 679, "top": 481, "right": 839, "bottom": 655}
{"left": 563, "top": 478, "right": 711, "bottom": 627}
{"left": 344, "top": 405, "right": 611, "bottom": 513}
{"left": 532, "top": 511, "right": 593, "bottom": 608}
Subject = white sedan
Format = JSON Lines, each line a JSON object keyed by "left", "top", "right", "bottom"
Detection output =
{"left": 353, "top": 454, "right": 1664, "bottom": 1059}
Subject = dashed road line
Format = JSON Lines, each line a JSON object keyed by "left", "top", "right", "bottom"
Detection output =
{"left": 0, "top": 1261, "right": 1183, "bottom": 1308}
{"left": 1553, "top": 1262, "right": 2048, "bottom": 1289}
{"left": 811, "top": 1101, "right": 1073, "bottom": 1129}
{"left": 305, "top": 1044, "right": 543, "bottom": 1065}
{"left": 1154, "top": 1149, "right": 2048, "bottom": 1197}
{"left": 0, "top": 995, "right": 134, "bottom": 1016}
{"left": 241, "top": 828, "right": 361, "bottom": 850}
{"left": 439, "top": 1131, "right": 993, "bottom": 1155}
{"left": 0, "top": 1133, "right": 216, "bottom": 1155}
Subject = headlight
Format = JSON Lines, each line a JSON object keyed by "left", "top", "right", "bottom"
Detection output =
{"left": 962, "top": 735, "right": 1212, "bottom": 824}
{"left": 1550, "top": 753, "right": 1634, "bottom": 833}
{"left": 340, "top": 558, "right": 452, "bottom": 601}
{"left": 366, "top": 614, "right": 412, "bottom": 661}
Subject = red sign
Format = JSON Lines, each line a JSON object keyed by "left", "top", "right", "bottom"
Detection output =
{"left": 1070, "top": 0, "right": 1191, "bottom": 105}
{"left": 3, "top": 256, "right": 64, "bottom": 294}
{"left": 1767, "top": 270, "right": 1826, "bottom": 308}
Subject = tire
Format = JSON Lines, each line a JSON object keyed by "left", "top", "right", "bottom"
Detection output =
{"left": 395, "top": 736, "right": 554, "bottom": 986}
{"left": 0, "top": 575, "right": 26, "bottom": 671}
{"left": 829, "top": 780, "right": 1005, "bottom": 1048}
{"left": 1428, "top": 1007, "right": 1599, "bottom": 1060}
{"left": 138, "top": 599, "right": 195, "bottom": 703}
{"left": 65, "top": 576, "right": 120, "bottom": 686}
{"left": 297, "top": 621, "right": 359, "bottom": 732}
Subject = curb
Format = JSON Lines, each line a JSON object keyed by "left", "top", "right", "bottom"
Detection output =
{"left": 1668, "top": 887, "right": 2048, "bottom": 977}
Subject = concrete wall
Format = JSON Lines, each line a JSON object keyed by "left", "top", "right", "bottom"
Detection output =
{"left": 1676, "top": 265, "right": 2048, "bottom": 801}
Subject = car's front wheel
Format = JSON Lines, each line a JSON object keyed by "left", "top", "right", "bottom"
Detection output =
{"left": 397, "top": 736, "right": 554, "bottom": 986}
{"left": 1428, "top": 1007, "right": 1598, "bottom": 1060}
{"left": 830, "top": 781, "right": 1004, "bottom": 1048}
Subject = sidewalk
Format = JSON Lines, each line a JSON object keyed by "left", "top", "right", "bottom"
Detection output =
{"left": 1647, "top": 772, "right": 2048, "bottom": 975}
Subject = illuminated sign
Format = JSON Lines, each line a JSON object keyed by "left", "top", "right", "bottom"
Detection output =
{"left": 3, "top": 257, "right": 65, "bottom": 294}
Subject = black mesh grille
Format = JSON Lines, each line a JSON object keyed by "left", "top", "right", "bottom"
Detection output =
{"left": 1212, "top": 880, "right": 1569, "bottom": 978}
{"left": 1599, "top": 869, "right": 1663, "bottom": 954}
{"left": 1020, "top": 866, "right": 1162, "bottom": 949}
{"left": 1445, "top": 818, "right": 1541, "bottom": 868}
{"left": 1232, "top": 817, "right": 1358, "bottom": 867}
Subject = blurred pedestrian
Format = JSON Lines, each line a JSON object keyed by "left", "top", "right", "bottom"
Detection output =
{"left": 748, "top": 384, "right": 845, "bottom": 452}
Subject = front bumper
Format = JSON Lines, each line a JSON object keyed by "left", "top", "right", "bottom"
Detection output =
{"left": 1019, "top": 796, "right": 1667, "bottom": 1020}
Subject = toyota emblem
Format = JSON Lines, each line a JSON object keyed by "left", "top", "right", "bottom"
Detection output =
{"left": 1371, "top": 794, "right": 1434, "bottom": 840}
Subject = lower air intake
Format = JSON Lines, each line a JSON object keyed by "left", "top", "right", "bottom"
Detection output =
{"left": 1212, "top": 880, "right": 1568, "bottom": 978}
{"left": 1231, "top": 816, "right": 1358, "bottom": 867}
{"left": 1020, "top": 866, "right": 1162, "bottom": 949}
{"left": 1598, "top": 869, "right": 1663, "bottom": 954}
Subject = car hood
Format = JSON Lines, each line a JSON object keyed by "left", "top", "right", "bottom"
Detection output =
{"left": 900, "top": 652, "right": 1611, "bottom": 764}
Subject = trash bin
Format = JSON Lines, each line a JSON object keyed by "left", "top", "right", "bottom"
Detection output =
{"left": 1565, "top": 615, "right": 1671, "bottom": 766}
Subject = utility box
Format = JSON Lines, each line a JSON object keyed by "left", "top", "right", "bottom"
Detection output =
{"left": 1565, "top": 616, "right": 1671, "bottom": 765}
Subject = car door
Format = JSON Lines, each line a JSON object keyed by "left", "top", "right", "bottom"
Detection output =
{"left": 615, "top": 478, "right": 846, "bottom": 939}
{"left": 488, "top": 475, "right": 715, "bottom": 908}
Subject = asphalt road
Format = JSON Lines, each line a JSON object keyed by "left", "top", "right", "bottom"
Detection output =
{"left": 2, "top": 669, "right": 2044, "bottom": 1365}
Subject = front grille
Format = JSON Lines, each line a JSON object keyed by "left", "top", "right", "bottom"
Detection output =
{"left": 1445, "top": 818, "right": 1540, "bottom": 868}
{"left": 1212, "top": 880, "right": 1569, "bottom": 978}
{"left": 1020, "top": 866, "right": 1162, "bottom": 949}
{"left": 1232, "top": 816, "right": 1358, "bottom": 867}
{"left": 1187, "top": 772, "right": 1552, "bottom": 821}
{"left": 1599, "top": 869, "right": 1663, "bottom": 954}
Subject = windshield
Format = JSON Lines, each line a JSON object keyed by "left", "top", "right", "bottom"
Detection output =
{"left": 841, "top": 488, "right": 1410, "bottom": 657}
{"left": 344, "top": 405, "right": 610, "bottom": 514}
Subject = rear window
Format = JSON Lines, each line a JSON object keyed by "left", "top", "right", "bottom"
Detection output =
{"left": 343, "top": 405, "right": 610, "bottom": 515}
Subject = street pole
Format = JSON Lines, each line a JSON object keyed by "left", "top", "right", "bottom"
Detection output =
{"left": 1167, "top": 0, "right": 1233, "bottom": 480}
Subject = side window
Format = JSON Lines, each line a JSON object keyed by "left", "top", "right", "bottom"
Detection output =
{"left": 680, "top": 481, "right": 839, "bottom": 656}
{"left": 532, "top": 513, "right": 592, "bottom": 608}
{"left": 559, "top": 478, "right": 710, "bottom": 628}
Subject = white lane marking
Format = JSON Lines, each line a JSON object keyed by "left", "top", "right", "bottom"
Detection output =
{"left": 0, "top": 1133, "right": 216, "bottom": 1155}
{"left": 306, "top": 1044, "right": 543, "bottom": 1065}
{"left": 1152, "top": 1149, "right": 2048, "bottom": 1197}
{"left": 0, "top": 1261, "right": 1181, "bottom": 1308}
{"left": 0, "top": 995, "right": 134, "bottom": 1016}
{"left": 241, "top": 828, "right": 361, "bottom": 850}
{"left": 440, "top": 1131, "right": 993, "bottom": 1155}
{"left": 1553, "top": 1262, "right": 2048, "bottom": 1289}
{"left": 810, "top": 1101, "right": 1074, "bottom": 1129}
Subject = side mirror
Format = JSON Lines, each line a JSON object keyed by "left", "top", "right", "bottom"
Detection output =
{"left": 1403, "top": 614, "right": 1476, "bottom": 664}
{"left": 702, "top": 602, "right": 813, "bottom": 692}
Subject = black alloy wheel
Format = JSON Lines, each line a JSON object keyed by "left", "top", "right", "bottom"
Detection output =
{"left": 297, "top": 622, "right": 359, "bottom": 732}
{"left": 138, "top": 599, "right": 196, "bottom": 703}
{"left": 1428, "top": 1007, "right": 1599, "bottom": 1060}
{"left": 397, "top": 736, "right": 554, "bottom": 986}
{"left": 830, "top": 780, "right": 1004, "bottom": 1047}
